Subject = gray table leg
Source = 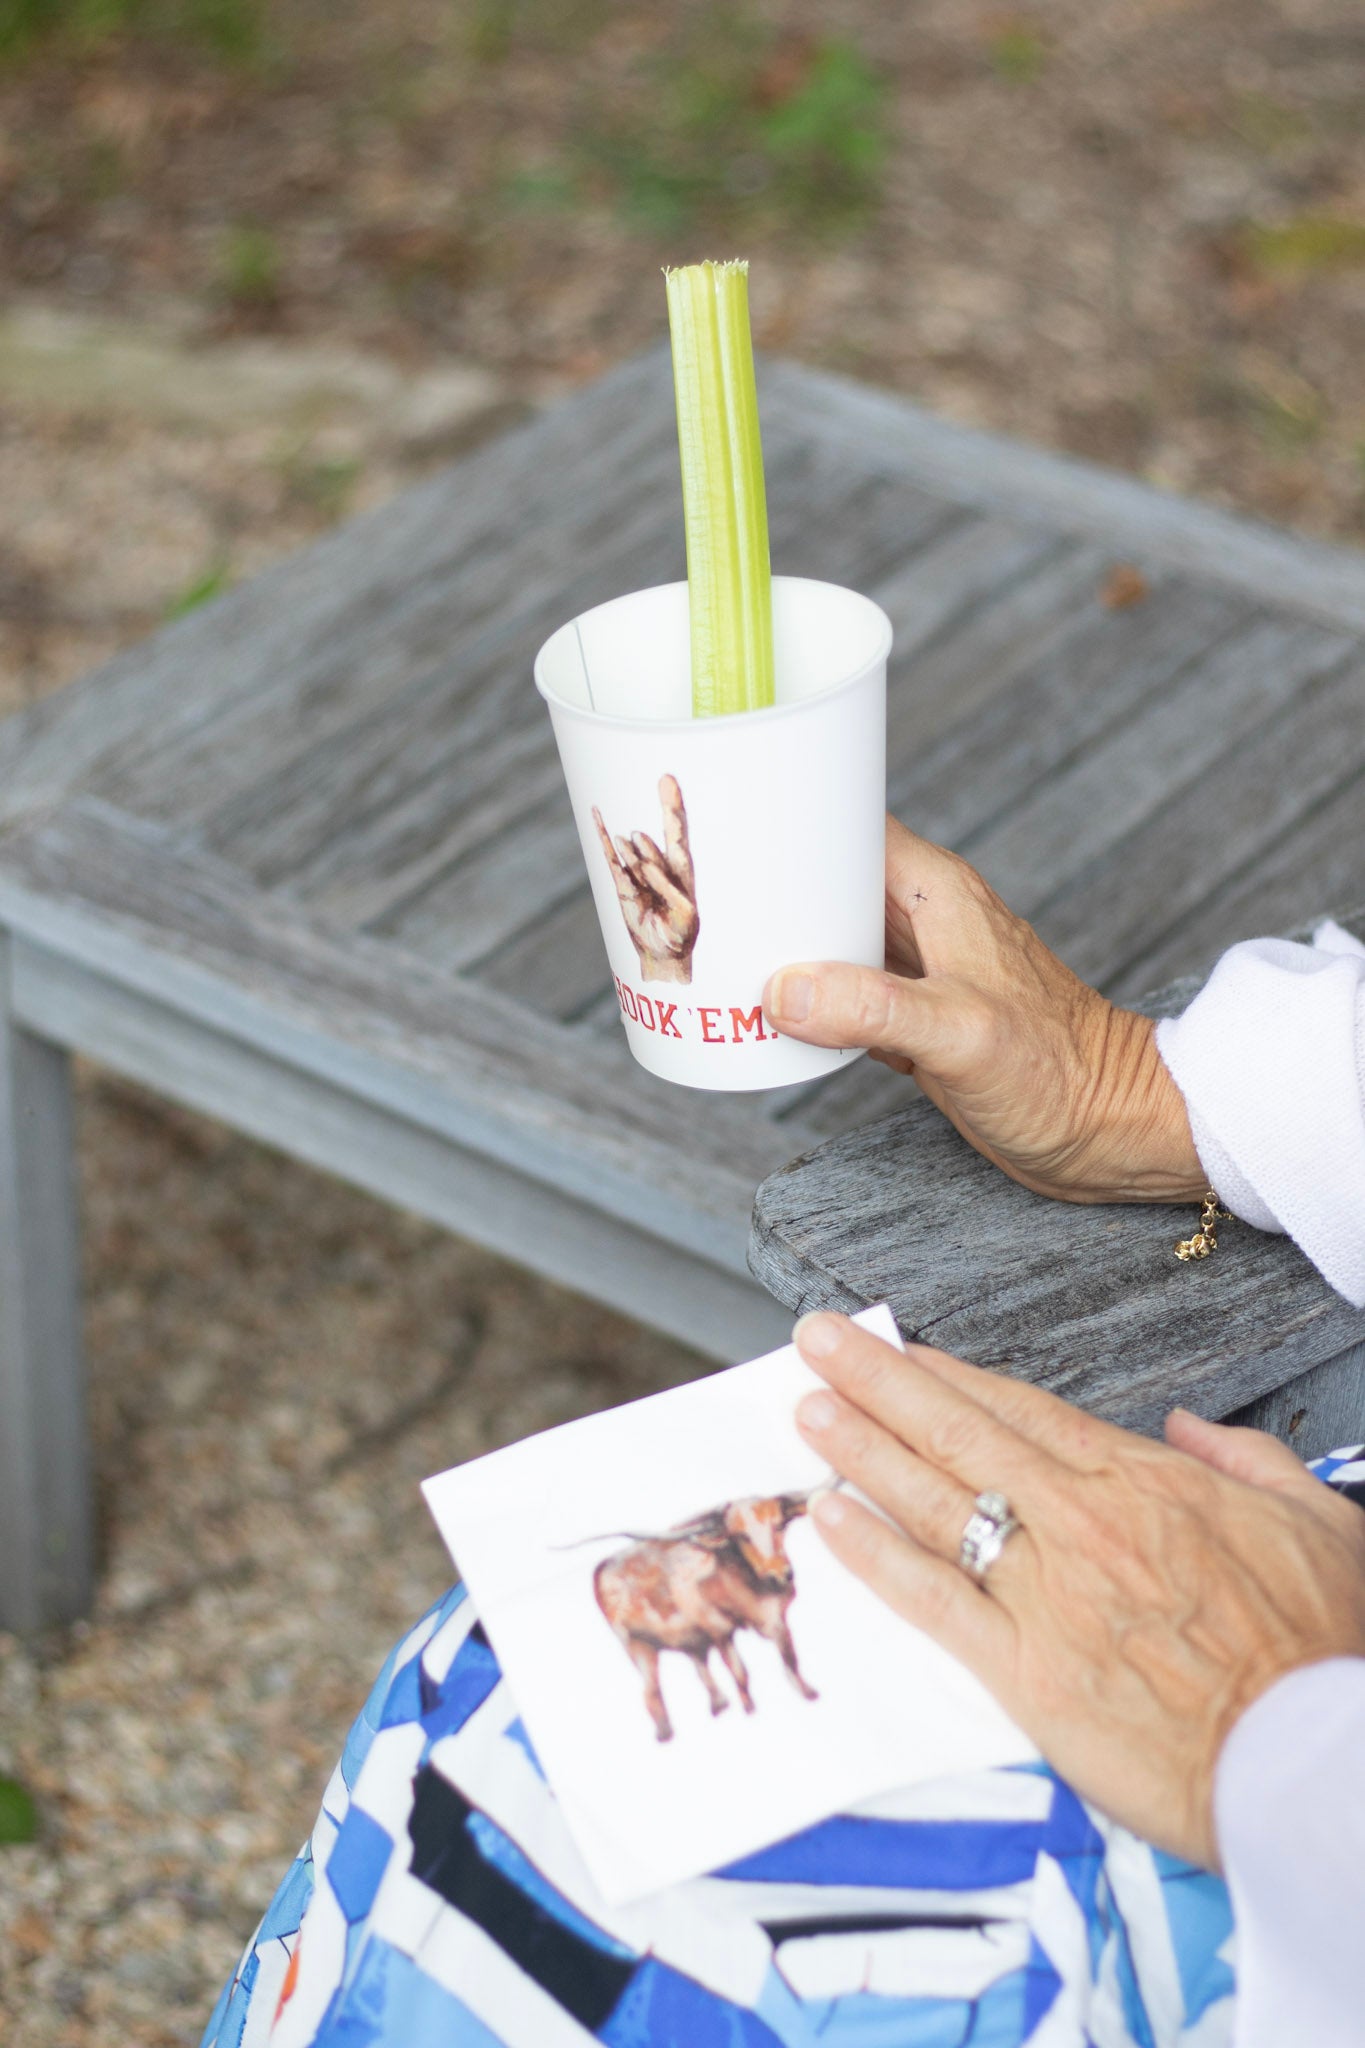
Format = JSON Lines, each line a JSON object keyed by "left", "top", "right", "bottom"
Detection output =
{"left": 0, "top": 932, "right": 92, "bottom": 1633}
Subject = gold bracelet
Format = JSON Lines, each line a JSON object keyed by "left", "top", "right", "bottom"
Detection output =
{"left": 1175, "top": 1191, "right": 1232, "bottom": 1262}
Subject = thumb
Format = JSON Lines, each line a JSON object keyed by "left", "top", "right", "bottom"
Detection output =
{"left": 764, "top": 960, "right": 965, "bottom": 1065}
{"left": 1165, "top": 1408, "right": 1309, "bottom": 1494}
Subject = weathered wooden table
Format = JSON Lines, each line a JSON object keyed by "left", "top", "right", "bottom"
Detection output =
{"left": 4, "top": 348, "right": 1365, "bottom": 1632}
{"left": 749, "top": 921, "right": 1365, "bottom": 1462}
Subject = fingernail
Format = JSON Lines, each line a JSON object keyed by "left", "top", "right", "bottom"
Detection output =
{"left": 794, "top": 1311, "right": 843, "bottom": 1359}
{"left": 769, "top": 971, "right": 813, "bottom": 1023}
{"left": 797, "top": 1391, "right": 838, "bottom": 1433}
{"left": 813, "top": 1492, "right": 847, "bottom": 1527}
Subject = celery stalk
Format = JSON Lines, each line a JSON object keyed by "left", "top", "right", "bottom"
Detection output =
{"left": 665, "top": 260, "right": 775, "bottom": 718}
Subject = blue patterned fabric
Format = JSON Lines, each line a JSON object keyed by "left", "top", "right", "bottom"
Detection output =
{"left": 203, "top": 1445, "right": 1365, "bottom": 2048}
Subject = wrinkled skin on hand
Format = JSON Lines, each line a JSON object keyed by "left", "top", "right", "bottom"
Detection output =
{"left": 792, "top": 1313, "right": 1365, "bottom": 1870}
{"left": 594, "top": 773, "right": 700, "bottom": 985}
{"left": 764, "top": 819, "right": 1206, "bottom": 1203}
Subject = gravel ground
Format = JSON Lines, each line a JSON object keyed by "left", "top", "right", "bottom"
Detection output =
{"left": 1, "top": 1, "right": 1363, "bottom": 2040}
{"left": 0, "top": 1089, "right": 708, "bottom": 2046}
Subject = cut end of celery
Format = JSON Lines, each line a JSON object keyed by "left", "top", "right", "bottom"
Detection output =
{"left": 665, "top": 259, "right": 775, "bottom": 719}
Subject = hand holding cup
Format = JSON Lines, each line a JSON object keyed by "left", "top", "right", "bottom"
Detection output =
{"left": 766, "top": 820, "right": 1206, "bottom": 1203}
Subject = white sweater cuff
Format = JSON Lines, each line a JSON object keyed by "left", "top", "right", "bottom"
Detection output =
{"left": 1216, "top": 1658, "right": 1365, "bottom": 2048}
{"left": 1155, "top": 922, "right": 1365, "bottom": 1305}
{"left": 1182, "top": 1103, "right": 1282, "bottom": 1235}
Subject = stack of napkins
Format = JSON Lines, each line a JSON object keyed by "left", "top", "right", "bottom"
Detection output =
{"left": 422, "top": 1304, "right": 1036, "bottom": 1905}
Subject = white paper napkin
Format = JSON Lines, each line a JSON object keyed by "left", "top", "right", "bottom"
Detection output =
{"left": 422, "top": 1303, "right": 1037, "bottom": 1904}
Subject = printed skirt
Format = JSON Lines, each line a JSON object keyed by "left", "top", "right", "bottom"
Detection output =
{"left": 202, "top": 1444, "right": 1365, "bottom": 2048}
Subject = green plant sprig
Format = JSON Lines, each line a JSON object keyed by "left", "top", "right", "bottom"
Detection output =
{"left": 665, "top": 259, "right": 775, "bottom": 718}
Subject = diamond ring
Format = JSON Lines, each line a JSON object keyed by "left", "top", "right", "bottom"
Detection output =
{"left": 959, "top": 1490, "right": 1022, "bottom": 1584}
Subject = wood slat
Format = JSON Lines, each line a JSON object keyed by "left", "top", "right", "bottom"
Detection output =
{"left": 572, "top": 982, "right": 637, "bottom": 1037}
{"left": 381, "top": 805, "right": 587, "bottom": 977}
{"left": 1232, "top": 1344, "right": 1365, "bottom": 1465}
{"left": 756, "top": 452, "right": 966, "bottom": 593}
{"left": 749, "top": 1082, "right": 1365, "bottom": 1437}
{"left": 1031, "top": 645, "right": 1365, "bottom": 991}
{"left": 889, "top": 577, "right": 1252, "bottom": 847}
{"left": 0, "top": 802, "right": 796, "bottom": 1261}
{"left": 879, "top": 542, "right": 1117, "bottom": 756}
{"left": 161, "top": 431, "right": 691, "bottom": 850}
{"left": 769, "top": 1053, "right": 912, "bottom": 1138}
{"left": 473, "top": 883, "right": 607, "bottom": 1017}
{"left": 194, "top": 529, "right": 674, "bottom": 903}
{"left": 868, "top": 518, "right": 1067, "bottom": 681}
{"left": 963, "top": 613, "right": 1356, "bottom": 918}
{"left": 1113, "top": 763, "right": 1365, "bottom": 997}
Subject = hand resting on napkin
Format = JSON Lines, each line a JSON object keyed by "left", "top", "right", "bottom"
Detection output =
{"left": 792, "top": 1310, "right": 1365, "bottom": 1871}
{"left": 793, "top": 1309, "right": 1365, "bottom": 2048}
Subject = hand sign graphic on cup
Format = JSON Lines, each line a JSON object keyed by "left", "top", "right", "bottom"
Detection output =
{"left": 592, "top": 774, "right": 700, "bottom": 985}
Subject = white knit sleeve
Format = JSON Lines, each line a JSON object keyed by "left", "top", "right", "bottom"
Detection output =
{"left": 1154, "top": 921, "right": 1365, "bottom": 1307}
{"left": 1216, "top": 1658, "right": 1365, "bottom": 2048}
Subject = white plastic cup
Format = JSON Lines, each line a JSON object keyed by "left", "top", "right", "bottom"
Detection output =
{"left": 535, "top": 576, "right": 891, "bottom": 1091}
